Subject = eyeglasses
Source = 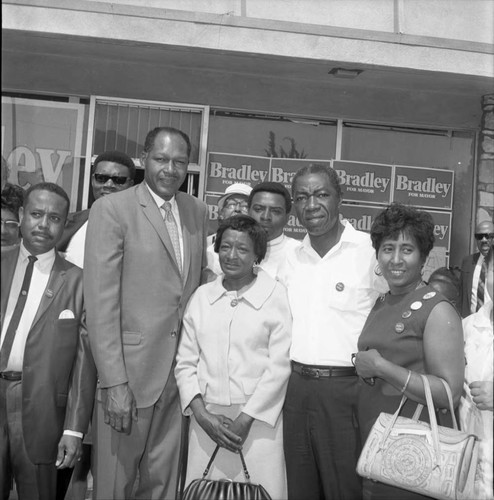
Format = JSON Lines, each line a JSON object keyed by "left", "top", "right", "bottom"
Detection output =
{"left": 1, "top": 219, "right": 20, "bottom": 230}
{"left": 474, "top": 233, "right": 494, "bottom": 241}
{"left": 224, "top": 201, "right": 249, "bottom": 211}
{"left": 93, "top": 173, "right": 129, "bottom": 185}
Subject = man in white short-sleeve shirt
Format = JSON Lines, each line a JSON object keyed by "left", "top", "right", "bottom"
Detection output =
{"left": 279, "top": 164, "right": 386, "bottom": 500}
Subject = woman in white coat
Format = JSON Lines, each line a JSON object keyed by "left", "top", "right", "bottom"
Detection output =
{"left": 175, "top": 214, "right": 292, "bottom": 499}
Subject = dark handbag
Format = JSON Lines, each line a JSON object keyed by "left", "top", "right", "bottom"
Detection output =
{"left": 182, "top": 444, "right": 272, "bottom": 500}
{"left": 357, "top": 375, "right": 479, "bottom": 500}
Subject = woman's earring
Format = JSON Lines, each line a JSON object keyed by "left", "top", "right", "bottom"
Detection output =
{"left": 374, "top": 264, "right": 382, "bottom": 276}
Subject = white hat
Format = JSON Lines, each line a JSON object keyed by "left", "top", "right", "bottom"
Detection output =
{"left": 217, "top": 183, "right": 253, "bottom": 211}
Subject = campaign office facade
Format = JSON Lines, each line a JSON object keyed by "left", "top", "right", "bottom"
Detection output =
{"left": 2, "top": 0, "right": 494, "bottom": 270}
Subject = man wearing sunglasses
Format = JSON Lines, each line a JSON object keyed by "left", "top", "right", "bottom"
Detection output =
{"left": 459, "top": 220, "right": 494, "bottom": 317}
{"left": 57, "top": 150, "right": 135, "bottom": 267}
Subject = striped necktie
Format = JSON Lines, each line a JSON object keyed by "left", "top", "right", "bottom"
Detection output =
{"left": 0, "top": 255, "right": 37, "bottom": 371}
{"left": 162, "top": 202, "right": 182, "bottom": 275}
{"left": 476, "top": 257, "right": 487, "bottom": 311}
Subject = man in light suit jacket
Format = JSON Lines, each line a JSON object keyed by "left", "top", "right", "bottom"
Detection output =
{"left": 84, "top": 127, "right": 209, "bottom": 499}
{"left": 0, "top": 182, "right": 96, "bottom": 500}
{"left": 459, "top": 220, "right": 494, "bottom": 317}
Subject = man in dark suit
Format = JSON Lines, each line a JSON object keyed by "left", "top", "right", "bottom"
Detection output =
{"left": 57, "top": 150, "right": 135, "bottom": 267}
{"left": 0, "top": 182, "right": 96, "bottom": 500}
{"left": 84, "top": 127, "right": 209, "bottom": 499}
{"left": 459, "top": 220, "right": 494, "bottom": 317}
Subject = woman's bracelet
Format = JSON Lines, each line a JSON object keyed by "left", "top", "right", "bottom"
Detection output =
{"left": 401, "top": 370, "right": 412, "bottom": 394}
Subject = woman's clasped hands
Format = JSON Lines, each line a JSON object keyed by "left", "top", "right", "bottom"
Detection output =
{"left": 190, "top": 395, "right": 254, "bottom": 453}
{"left": 197, "top": 411, "right": 243, "bottom": 452}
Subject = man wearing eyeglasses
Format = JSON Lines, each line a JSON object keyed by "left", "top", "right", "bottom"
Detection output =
{"left": 459, "top": 220, "right": 494, "bottom": 317}
{"left": 206, "top": 182, "right": 252, "bottom": 274}
{"left": 1, "top": 183, "right": 24, "bottom": 253}
{"left": 56, "top": 150, "right": 135, "bottom": 268}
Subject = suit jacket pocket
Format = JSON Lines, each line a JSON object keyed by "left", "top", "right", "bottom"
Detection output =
{"left": 122, "top": 331, "right": 142, "bottom": 345}
{"left": 57, "top": 393, "right": 68, "bottom": 407}
{"left": 58, "top": 318, "right": 78, "bottom": 326}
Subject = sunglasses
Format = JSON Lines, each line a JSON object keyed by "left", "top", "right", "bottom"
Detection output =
{"left": 93, "top": 173, "right": 129, "bottom": 185}
{"left": 474, "top": 233, "right": 494, "bottom": 241}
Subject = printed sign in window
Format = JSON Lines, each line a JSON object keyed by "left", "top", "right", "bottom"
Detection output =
{"left": 392, "top": 165, "right": 454, "bottom": 210}
{"left": 333, "top": 160, "right": 393, "bottom": 205}
{"left": 2, "top": 97, "right": 85, "bottom": 211}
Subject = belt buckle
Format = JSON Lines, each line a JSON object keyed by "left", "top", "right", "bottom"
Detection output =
{"left": 301, "top": 366, "right": 319, "bottom": 378}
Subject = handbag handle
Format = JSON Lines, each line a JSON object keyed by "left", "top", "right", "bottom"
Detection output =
{"left": 379, "top": 375, "right": 457, "bottom": 468}
{"left": 201, "top": 445, "right": 251, "bottom": 483}
{"left": 410, "top": 377, "right": 458, "bottom": 430}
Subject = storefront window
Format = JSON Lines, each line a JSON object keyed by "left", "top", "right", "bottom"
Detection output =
{"left": 85, "top": 97, "right": 209, "bottom": 203}
{"left": 208, "top": 111, "right": 337, "bottom": 159}
{"left": 341, "top": 123, "right": 476, "bottom": 266}
{"left": 2, "top": 95, "right": 88, "bottom": 210}
{"left": 92, "top": 99, "right": 203, "bottom": 164}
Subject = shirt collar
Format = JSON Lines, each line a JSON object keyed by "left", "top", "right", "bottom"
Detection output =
{"left": 299, "top": 219, "right": 360, "bottom": 256}
{"left": 144, "top": 182, "right": 176, "bottom": 210}
{"left": 268, "top": 234, "right": 285, "bottom": 248}
{"left": 206, "top": 268, "right": 277, "bottom": 310}
{"left": 19, "top": 241, "right": 56, "bottom": 271}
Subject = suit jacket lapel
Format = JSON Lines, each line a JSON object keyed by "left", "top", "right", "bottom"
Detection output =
{"left": 30, "top": 253, "right": 66, "bottom": 328}
{"left": 1, "top": 248, "right": 20, "bottom": 327}
{"left": 177, "top": 193, "right": 191, "bottom": 284}
{"left": 137, "top": 183, "right": 182, "bottom": 277}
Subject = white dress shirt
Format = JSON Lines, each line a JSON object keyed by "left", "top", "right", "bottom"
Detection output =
{"left": 460, "top": 301, "right": 493, "bottom": 498}
{"left": 258, "top": 234, "right": 300, "bottom": 279}
{"left": 279, "top": 220, "right": 387, "bottom": 366}
{"left": 471, "top": 254, "right": 491, "bottom": 313}
{"left": 1, "top": 244, "right": 55, "bottom": 371}
{"left": 146, "top": 183, "right": 184, "bottom": 267}
{"left": 64, "top": 220, "right": 88, "bottom": 268}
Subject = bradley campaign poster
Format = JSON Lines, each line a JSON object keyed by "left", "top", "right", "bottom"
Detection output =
{"left": 205, "top": 152, "right": 454, "bottom": 269}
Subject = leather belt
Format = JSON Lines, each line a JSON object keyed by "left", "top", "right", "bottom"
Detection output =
{"left": 0, "top": 371, "right": 22, "bottom": 381}
{"left": 292, "top": 361, "right": 356, "bottom": 378}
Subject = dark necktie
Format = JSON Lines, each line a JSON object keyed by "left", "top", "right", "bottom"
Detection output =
{"left": 0, "top": 255, "right": 37, "bottom": 371}
{"left": 476, "top": 257, "right": 487, "bottom": 312}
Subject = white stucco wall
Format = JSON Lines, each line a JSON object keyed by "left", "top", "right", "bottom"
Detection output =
{"left": 3, "top": 0, "right": 493, "bottom": 78}
{"left": 94, "top": 0, "right": 494, "bottom": 44}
